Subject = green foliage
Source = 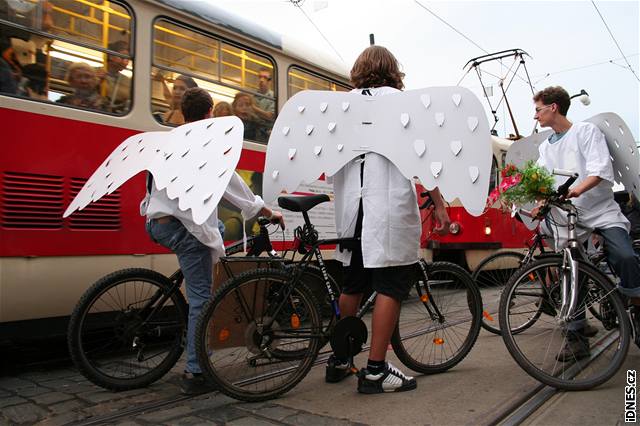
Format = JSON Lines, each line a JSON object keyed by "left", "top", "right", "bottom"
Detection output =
{"left": 501, "top": 160, "right": 555, "bottom": 205}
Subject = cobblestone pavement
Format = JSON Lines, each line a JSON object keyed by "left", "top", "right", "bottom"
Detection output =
{"left": 0, "top": 359, "right": 366, "bottom": 426}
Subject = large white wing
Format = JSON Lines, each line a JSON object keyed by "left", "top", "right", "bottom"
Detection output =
{"left": 64, "top": 116, "right": 244, "bottom": 225}
{"left": 264, "top": 88, "right": 492, "bottom": 216}
{"left": 586, "top": 113, "right": 640, "bottom": 200}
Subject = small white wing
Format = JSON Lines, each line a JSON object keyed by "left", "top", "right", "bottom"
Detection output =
{"left": 505, "top": 130, "right": 553, "bottom": 168}
{"left": 149, "top": 116, "right": 244, "bottom": 225}
{"left": 586, "top": 113, "right": 640, "bottom": 200}
{"left": 63, "top": 132, "right": 167, "bottom": 218}
{"left": 263, "top": 87, "right": 492, "bottom": 216}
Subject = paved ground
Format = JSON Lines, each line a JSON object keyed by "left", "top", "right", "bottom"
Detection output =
{"left": 1, "top": 331, "right": 638, "bottom": 425}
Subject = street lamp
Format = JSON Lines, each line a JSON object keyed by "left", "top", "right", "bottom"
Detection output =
{"left": 570, "top": 89, "right": 591, "bottom": 106}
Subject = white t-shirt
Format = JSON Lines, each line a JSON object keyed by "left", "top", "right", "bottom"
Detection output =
{"left": 331, "top": 86, "right": 421, "bottom": 268}
{"left": 537, "top": 121, "right": 629, "bottom": 247}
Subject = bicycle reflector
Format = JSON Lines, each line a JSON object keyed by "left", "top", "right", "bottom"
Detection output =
{"left": 290, "top": 313, "right": 301, "bottom": 329}
{"left": 433, "top": 337, "right": 445, "bottom": 345}
{"left": 218, "top": 328, "right": 230, "bottom": 342}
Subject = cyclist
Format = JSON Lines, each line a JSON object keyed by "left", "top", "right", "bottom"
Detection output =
{"left": 325, "top": 45, "right": 451, "bottom": 393}
{"left": 531, "top": 86, "right": 640, "bottom": 358}
{"left": 141, "top": 87, "right": 285, "bottom": 394}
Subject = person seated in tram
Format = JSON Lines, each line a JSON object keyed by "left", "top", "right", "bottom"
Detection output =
{"left": 19, "top": 62, "right": 48, "bottom": 100}
{"left": 0, "top": 35, "right": 21, "bottom": 94}
{"left": 154, "top": 73, "right": 198, "bottom": 125}
{"left": 231, "top": 92, "right": 270, "bottom": 143}
{"left": 96, "top": 40, "right": 131, "bottom": 114}
{"left": 213, "top": 100, "right": 233, "bottom": 117}
{"left": 57, "top": 62, "right": 107, "bottom": 111}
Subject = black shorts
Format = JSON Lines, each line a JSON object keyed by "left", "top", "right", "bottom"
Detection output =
{"left": 342, "top": 243, "right": 418, "bottom": 302}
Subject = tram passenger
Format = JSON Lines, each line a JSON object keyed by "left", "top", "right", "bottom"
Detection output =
{"left": 326, "top": 45, "right": 451, "bottom": 394}
{"left": 0, "top": 36, "right": 20, "bottom": 94}
{"left": 213, "top": 101, "right": 233, "bottom": 117}
{"left": 57, "top": 62, "right": 107, "bottom": 111}
{"left": 232, "top": 92, "right": 270, "bottom": 143}
{"left": 142, "top": 87, "right": 285, "bottom": 395}
{"left": 154, "top": 73, "right": 198, "bottom": 125}
{"left": 19, "top": 62, "right": 48, "bottom": 100}
{"left": 96, "top": 40, "right": 131, "bottom": 114}
{"left": 531, "top": 85, "right": 640, "bottom": 359}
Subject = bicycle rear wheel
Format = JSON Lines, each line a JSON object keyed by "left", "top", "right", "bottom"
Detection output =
{"left": 472, "top": 251, "right": 525, "bottom": 334}
{"left": 391, "top": 261, "right": 482, "bottom": 374}
{"left": 499, "top": 257, "right": 631, "bottom": 390}
{"left": 67, "top": 268, "right": 187, "bottom": 391}
{"left": 196, "top": 268, "right": 322, "bottom": 402}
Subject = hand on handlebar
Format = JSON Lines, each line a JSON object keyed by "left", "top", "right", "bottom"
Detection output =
{"left": 432, "top": 205, "right": 451, "bottom": 236}
{"left": 268, "top": 211, "right": 285, "bottom": 230}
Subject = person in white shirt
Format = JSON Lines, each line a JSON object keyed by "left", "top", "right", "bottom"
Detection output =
{"left": 142, "top": 87, "right": 284, "bottom": 394}
{"left": 325, "top": 46, "right": 451, "bottom": 394}
{"left": 532, "top": 85, "right": 640, "bottom": 359}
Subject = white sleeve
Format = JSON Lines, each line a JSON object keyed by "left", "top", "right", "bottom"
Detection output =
{"left": 578, "top": 124, "right": 615, "bottom": 183}
{"left": 536, "top": 143, "right": 547, "bottom": 168}
{"left": 223, "top": 172, "right": 265, "bottom": 219}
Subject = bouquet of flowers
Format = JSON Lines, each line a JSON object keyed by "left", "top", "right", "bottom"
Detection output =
{"left": 487, "top": 160, "right": 555, "bottom": 207}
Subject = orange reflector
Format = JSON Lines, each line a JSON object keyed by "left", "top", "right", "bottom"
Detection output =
{"left": 291, "top": 313, "right": 300, "bottom": 329}
{"left": 528, "top": 273, "right": 536, "bottom": 281}
{"left": 420, "top": 294, "right": 429, "bottom": 302}
{"left": 218, "top": 328, "right": 230, "bottom": 342}
{"left": 433, "top": 337, "right": 444, "bottom": 345}
{"left": 482, "top": 310, "right": 494, "bottom": 321}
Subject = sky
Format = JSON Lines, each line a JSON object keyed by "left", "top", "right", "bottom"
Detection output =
{"left": 215, "top": 0, "right": 640, "bottom": 140}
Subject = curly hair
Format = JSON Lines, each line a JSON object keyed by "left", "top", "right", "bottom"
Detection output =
{"left": 181, "top": 87, "right": 213, "bottom": 122}
{"left": 533, "top": 86, "right": 571, "bottom": 116}
{"left": 350, "top": 46, "right": 404, "bottom": 90}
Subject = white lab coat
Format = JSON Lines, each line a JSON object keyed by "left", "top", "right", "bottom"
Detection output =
{"left": 140, "top": 172, "right": 264, "bottom": 263}
{"left": 331, "top": 86, "right": 421, "bottom": 268}
{"left": 537, "top": 121, "right": 629, "bottom": 248}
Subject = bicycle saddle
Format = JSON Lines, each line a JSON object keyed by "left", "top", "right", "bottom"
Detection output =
{"left": 278, "top": 194, "right": 330, "bottom": 212}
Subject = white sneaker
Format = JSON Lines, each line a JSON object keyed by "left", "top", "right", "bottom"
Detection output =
{"left": 357, "top": 362, "right": 417, "bottom": 394}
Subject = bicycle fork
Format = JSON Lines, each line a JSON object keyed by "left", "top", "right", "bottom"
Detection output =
{"left": 559, "top": 247, "right": 580, "bottom": 324}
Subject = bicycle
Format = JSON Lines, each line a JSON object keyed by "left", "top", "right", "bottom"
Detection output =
{"left": 473, "top": 214, "right": 614, "bottom": 335}
{"left": 67, "top": 217, "right": 286, "bottom": 391}
{"left": 498, "top": 170, "right": 637, "bottom": 390}
{"left": 194, "top": 194, "right": 483, "bottom": 402}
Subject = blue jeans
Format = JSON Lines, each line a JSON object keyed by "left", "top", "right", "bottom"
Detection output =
{"left": 146, "top": 218, "right": 212, "bottom": 374}
{"left": 600, "top": 226, "right": 640, "bottom": 298}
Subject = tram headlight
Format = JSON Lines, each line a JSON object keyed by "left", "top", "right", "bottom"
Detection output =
{"left": 484, "top": 225, "right": 492, "bottom": 235}
{"left": 449, "top": 222, "right": 461, "bottom": 235}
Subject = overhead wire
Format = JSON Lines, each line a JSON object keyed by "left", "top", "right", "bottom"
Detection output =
{"left": 532, "top": 53, "right": 639, "bottom": 84}
{"left": 290, "top": 1, "right": 346, "bottom": 65}
{"left": 590, "top": 0, "right": 640, "bottom": 82}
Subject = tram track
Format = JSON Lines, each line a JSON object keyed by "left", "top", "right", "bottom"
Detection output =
{"left": 482, "top": 330, "right": 619, "bottom": 426}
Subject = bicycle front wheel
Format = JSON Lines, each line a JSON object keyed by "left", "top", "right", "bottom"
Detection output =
{"left": 499, "top": 257, "right": 631, "bottom": 390}
{"left": 196, "top": 268, "right": 322, "bottom": 402}
{"left": 472, "top": 251, "right": 526, "bottom": 334}
{"left": 67, "top": 268, "right": 187, "bottom": 391}
{"left": 391, "top": 261, "right": 482, "bottom": 374}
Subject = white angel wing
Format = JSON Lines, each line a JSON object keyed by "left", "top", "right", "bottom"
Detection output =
{"left": 63, "top": 131, "right": 167, "bottom": 217}
{"left": 264, "top": 88, "right": 492, "bottom": 216}
{"left": 505, "top": 130, "right": 552, "bottom": 168}
{"left": 586, "top": 113, "right": 640, "bottom": 200}
{"left": 64, "top": 116, "right": 244, "bottom": 225}
{"left": 149, "top": 117, "right": 244, "bottom": 225}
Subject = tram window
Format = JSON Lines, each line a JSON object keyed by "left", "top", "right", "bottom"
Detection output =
{"left": 0, "top": 0, "right": 133, "bottom": 115}
{"left": 489, "top": 155, "right": 499, "bottom": 195}
{"left": 152, "top": 19, "right": 276, "bottom": 144}
{"left": 288, "top": 66, "right": 350, "bottom": 98}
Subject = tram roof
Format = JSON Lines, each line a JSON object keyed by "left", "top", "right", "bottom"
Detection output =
{"left": 155, "top": 0, "right": 349, "bottom": 78}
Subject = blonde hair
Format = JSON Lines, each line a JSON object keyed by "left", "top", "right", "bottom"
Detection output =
{"left": 65, "top": 62, "right": 97, "bottom": 84}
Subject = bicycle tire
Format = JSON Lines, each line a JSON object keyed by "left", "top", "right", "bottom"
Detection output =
{"left": 499, "top": 257, "right": 631, "bottom": 390}
{"left": 391, "top": 261, "right": 482, "bottom": 374}
{"left": 472, "top": 251, "right": 526, "bottom": 334}
{"left": 68, "top": 268, "right": 187, "bottom": 391}
{"left": 196, "top": 268, "right": 322, "bottom": 402}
